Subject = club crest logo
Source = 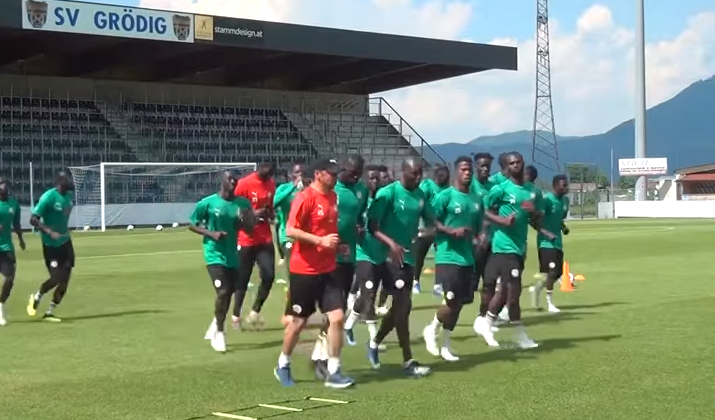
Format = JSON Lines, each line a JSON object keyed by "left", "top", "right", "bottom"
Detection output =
{"left": 26, "top": 0, "right": 48, "bottom": 29}
{"left": 172, "top": 14, "right": 192, "bottom": 41}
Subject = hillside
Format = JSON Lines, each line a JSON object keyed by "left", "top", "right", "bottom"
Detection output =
{"left": 431, "top": 76, "right": 715, "bottom": 178}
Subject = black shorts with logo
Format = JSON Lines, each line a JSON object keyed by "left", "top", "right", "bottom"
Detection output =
{"left": 538, "top": 248, "right": 564, "bottom": 277}
{"left": 436, "top": 264, "right": 475, "bottom": 307}
{"left": 206, "top": 264, "right": 240, "bottom": 293}
{"left": 0, "top": 251, "right": 16, "bottom": 277}
{"left": 42, "top": 240, "right": 75, "bottom": 271}
{"left": 382, "top": 262, "right": 414, "bottom": 294}
{"left": 484, "top": 253, "right": 524, "bottom": 286}
{"left": 285, "top": 270, "right": 344, "bottom": 318}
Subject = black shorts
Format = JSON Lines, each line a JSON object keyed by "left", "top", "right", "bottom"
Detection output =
{"left": 285, "top": 270, "right": 344, "bottom": 318}
{"left": 484, "top": 253, "right": 524, "bottom": 286}
{"left": 237, "top": 243, "right": 275, "bottom": 286}
{"left": 436, "top": 264, "right": 474, "bottom": 307}
{"left": 43, "top": 240, "right": 75, "bottom": 271}
{"left": 0, "top": 251, "right": 16, "bottom": 277}
{"left": 335, "top": 262, "right": 356, "bottom": 301}
{"left": 538, "top": 248, "right": 564, "bottom": 276}
{"left": 206, "top": 264, "right": 239, "bottom": 292}
{"left": 382, "top": 262, "right": 414, "bottom": 293}
{"left": 473, "top": 245, "right": 492, "bottom": 290}
{"left": 355, "top": 261, "right": 389, "bottom": 293}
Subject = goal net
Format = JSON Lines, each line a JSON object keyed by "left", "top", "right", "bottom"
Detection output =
{"left": 68, "top": 162, "right": 257, "bottom": 231}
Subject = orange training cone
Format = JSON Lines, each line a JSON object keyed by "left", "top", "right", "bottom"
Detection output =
{"left": 560, "top": 260, "right": 574, "bottom": 292}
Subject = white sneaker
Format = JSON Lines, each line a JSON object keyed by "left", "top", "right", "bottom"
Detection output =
{"left": 204, "top": 318, "right": 217, "bottom": 339}
{"left": 278, "top": 258, "right": 285, "bottom": 266}
{"left": 211, "top": 331, "right": 227, "bottom": 353}
{"left": 231, "top": 315, "right": 243, "bottom": 331}
{"left": 548, "top": 303, "right": 561, "bottom": 313}
{"left": 378, "top": 343, "right": 387, "bottom": 352}
{"left": 247, "top": 311, "right": 265, "bottom": 330}
{"left": 0, "top": 304, "right": 6, "bottom": 326}
{"left": 276, "top": 278, "right": 287, "bottom": 284}
{"left": 422, "top": 325, "right": 440, "bottom": 357}
{"left": 440, "top": 347, "right": 459, "bottom": 362}
{"left": 376, "top": 306, "right": 389, "bottom": 317}
{"left": 498, "top": 307, "right": 510, "bottom": 321}
{"left": 474, "top": 315, "right": 499, "bottom": 333}
{"left": 474, "top": 316, "right": 500, "bottom": 347}
{"left": 347, "top": 293, "right": 357, "bottom": 312}
{"left": 514, "top": 328, "right": 538, "bottom": 349}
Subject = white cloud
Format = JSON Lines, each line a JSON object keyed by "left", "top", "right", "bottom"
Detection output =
{"left": 138, "top": 0, "right": 715, "bottom": 143}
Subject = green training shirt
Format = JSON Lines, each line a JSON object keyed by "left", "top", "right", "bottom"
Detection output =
{"left": 488, "top": 172, "right": 507, "bottom": 185}
{"left": 538, "top": 192, "right": 570, "bottom": 250}
{"left": 190, "top": 193, "right": 252, "bottom": 268}
{"left": 418, "top": 178, "right": 447, "bottom": 229}
{"left": 33, "top": 188, "right": 73, "bottom": 248}
{"left": 356, "top": 196, "right": 383, "bottom": 264}
{"left": 487, "top": 179, "right": 541, "bottom": 256}
{"left": 368, "top": 181, "right": 436, "bottom": 266}
{"left": 432, "top": 186, "right": 484, "bottom": 266}
{"left": 273, "top": 182, "right": 299, "bottom": 245}
{"left": 335, "top": 180, "right": 369, "bottom": 263}
{"left": 0, "top": 197, "right": 21, "bottom": 253}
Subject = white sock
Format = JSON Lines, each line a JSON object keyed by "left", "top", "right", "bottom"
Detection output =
{"left": 369, "top": 339, "right": 379, "bottom": 349}
{"left": 319, "top": 337, "right": 328, "bottom": 361}
{"left": 443, "top": 329, "right": 451, "bottom": 348}
{"left": 327, "top": 357, "right": 340, "bottom": 375}
{"left": 366, "top": 321, "right": 378, "bottom": 341}
{"left": 33, "top": 291, "right": 42, "bottom": 301}
{"left": 310, "top": 339, "right": 322, "bottom": 361}
{"left": 46, "top": 302, "right": 57, "bottom": 315}
{"left": 278, "top": 352, "right": 291, "bottom": 368}
{"left": 345, "top": 310, "right": 360, "bottom": 330}
{"left": 429, "top": 314, "right": 441, "bottom": 330}
{"left": 546, "top": 291, "right": 553, "bottom": 306}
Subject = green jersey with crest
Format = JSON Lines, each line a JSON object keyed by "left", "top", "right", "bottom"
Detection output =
{"left": 33, "top": 188, "right": 73, "bottom": 247}
{"left": 487, "top": 180, "right": 541, "bottom": 256}
{"left": 432, "top": 187, "right": 484, "bottom": 266}
{"left": 335, "top": 180, "right": 369, "bottom": 263}
{"left": 538, "top": 192, "right": 570, "bottom": 250}
{"left": 368, "top": 181, "right": 436, "bottom": 266}
{"left": 0, "top": 197, "right": 21, "bottom": 253}
{"left": 190, "top": 193, "right": 252, "bottom": 268}
{"left": 274, "top": 182, "right": 300, "bottom": 245}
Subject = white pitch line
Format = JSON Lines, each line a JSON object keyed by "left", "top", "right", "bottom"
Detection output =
{"left": 570, "top": 226, "right": 675, "bottom": 237}
{"left": 78, "top": 249, "right": 199, "bottom": 261}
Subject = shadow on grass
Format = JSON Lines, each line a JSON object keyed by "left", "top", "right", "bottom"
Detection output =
{"left": 352, "top": 334, "right": 622, "bottom": 384}
{"left": 556, "top": 301, "right": 628, "bottom": 311}
{"left": 14, "top": 309, "right": 169, "bottom": 323}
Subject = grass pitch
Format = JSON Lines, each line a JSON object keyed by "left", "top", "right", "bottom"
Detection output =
{"left": 1, "top": 219, "right": 714, "bottom": 420}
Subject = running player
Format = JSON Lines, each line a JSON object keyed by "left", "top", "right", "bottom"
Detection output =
{"left": 0, "top": 178, "right": 25, "bottom": 326}
{"left": 473, "top": 152, "right": 551, "bottom": 349}
{"left": 530, "top": 174, "right": 570, "bottom": 312}
{"left": 275, "top": 158, "right": 354, "bottom": 388}
{"left": 26, "top": 171, "right": 74, "bottom": 322}
{"left": 232, "top": 162, "right": 276, "bottom": 329}
{"left": 274, "top": 164, "right": 305, "bottom": 283}
{"left": 375, "top": 166, "right": 393, "bottom": 316}
{"left": 366, "top": 158, "right": 455, "bottom": 377}
{"left": 192, "top": 171, "right": 255, "bottom": 352}
{"left": 423, "top": 156, "right": 484, "bottom": 361}
{"left": 345, "top": 164, "right": 390, "bottom": 349}
{"left": 412, "top": 165, "right": 450, "bottom": 295}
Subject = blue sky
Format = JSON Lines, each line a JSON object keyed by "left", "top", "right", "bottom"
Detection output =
{"left": 78, "top": 0, "right": 715, "bottom": 144}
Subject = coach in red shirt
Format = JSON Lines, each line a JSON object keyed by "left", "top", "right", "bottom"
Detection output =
{"left": 232, "top": 162, "right": 276, "bottom": 330}
{"left": 274, "top": 158, "right": 354, "bottom": 389}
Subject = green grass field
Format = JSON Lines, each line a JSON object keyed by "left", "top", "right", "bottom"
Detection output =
{"left": 1, "top": 219, "right": 714, "bottom": 420}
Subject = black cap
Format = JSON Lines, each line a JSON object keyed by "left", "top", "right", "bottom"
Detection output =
{"left": 311, "top": 158, "right": 339, "bottom": 174}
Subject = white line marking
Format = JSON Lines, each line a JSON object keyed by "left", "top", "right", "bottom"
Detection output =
{"left": 78, "top": 249, "right": 199, "bottom": 261}
{"left": 571, "top": 226, "right": 675, "bottom": 236}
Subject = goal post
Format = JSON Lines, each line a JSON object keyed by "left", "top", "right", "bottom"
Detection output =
{"left": 68, "top": 162, "right": 257, "bottom": 231}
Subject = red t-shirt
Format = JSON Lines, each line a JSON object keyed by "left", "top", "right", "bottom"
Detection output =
{"left": 287, "top": 186, "right": 338, "bottom": 275}
{"left": 234, "top": 172, "right": 275, "bottom": 246}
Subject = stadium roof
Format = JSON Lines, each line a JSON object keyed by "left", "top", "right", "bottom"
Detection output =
{"left": 675, "top": 163, "right": 715, "bottom": 175}
{"left": 0, "top": 0, "right": 517, "bottom": 94}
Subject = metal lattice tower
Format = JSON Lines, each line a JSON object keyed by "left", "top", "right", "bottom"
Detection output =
{"left": 531, "top": 0, "right": 560, "bottom": 171}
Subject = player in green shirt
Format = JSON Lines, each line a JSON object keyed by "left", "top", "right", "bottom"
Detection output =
{"left": 375, "top": 166, "right": 394, "bottom": 312}
{"left": 422, "top": 156, "right": 485, "bottom": 362}
{"left": 191, "top": 170, "right": 254, "bottom": 353}
{"left": 27, "top": 171, "right": 75, "bottom": 322}
{"left": 412, "top": 165, "right": 450, "bottom": 295}
{"left": 488, "top": 153, "right": 509, "bottom": 185}
{"left": 273, "top": 164, "right": 305, "bottom": 283}
{"left": 530, "top": 174, "right": 570, "bottom": 313}
{"left": 345, "top": 164, "right": 389, "bottom": 350}
{"left": 473, "top": 152, "right": 553, "bottom": 349}
{"left": 470, "top": 153, "right": 496, "bottom": 313}
{"left": 365, "top": 158, "right": 458, "bottom": 377}
{"left": 0, "top": 177, "right": 26, "bottom": 326}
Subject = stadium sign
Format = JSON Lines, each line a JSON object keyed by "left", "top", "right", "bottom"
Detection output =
{"left": 194, "top": 15, "right": 264, "bottom": 46}
{"left": 22, "top": 0, "right": 194, "bottom": 43}
{"left": 618, "top": 158, "right": 668, "bottom": 176}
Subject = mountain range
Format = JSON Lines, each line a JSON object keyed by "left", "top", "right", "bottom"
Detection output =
{"left": 430, "top": 75, "right": 715, "bottom": 180}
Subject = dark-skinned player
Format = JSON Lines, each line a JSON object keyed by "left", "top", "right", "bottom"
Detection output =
{"left": 530, "top": 174, "right": 570, "bottom": 313}
{"left": 422, "top": 156, "right": 484, "bottom": 362}
{"left": 473, "top": 152, "right": 553, "bottom": 349}
{"left": 192, "top": 171, "right": 255, "bottom": 352}
{"left": 27, "top": 171, "right": 75, "bottom": 322}
{"left": 0, "top": 177, "right": 25, "bottom": 326}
